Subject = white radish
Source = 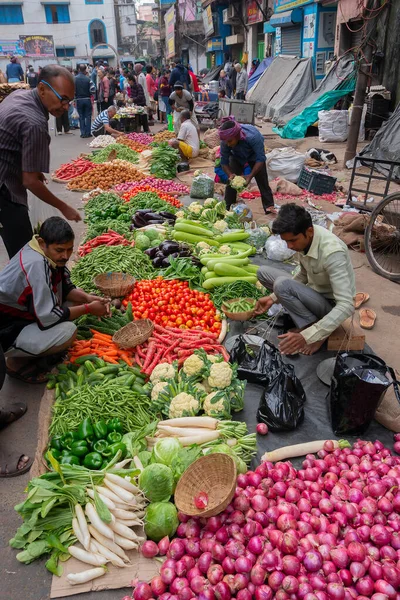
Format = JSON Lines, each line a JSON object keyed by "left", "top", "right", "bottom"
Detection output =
{"left": 91, "top": 539, "right": 129, "bottom": 568}
{"left": 133, "top": 455, "right": 144, "bottom": 471}
{"left": 177, "top": 431, "right": 220, "bottom": 446}
{"left": 135, "top": 510, "right": 145, "bottom": 519}
{"left": 116, "top": 519, "right": 143, "bottom": 527}
{"left": 114, "top": 458, "right": 133, "bottom": 469}
{"left": 157, "top": 425, "right": 218, "bottom": 437}
{"left": 113, "top": 534, "right": 139, "bottom": 550}
{"left": 261, "top": 441, "right": 341, "bottom": 463}
{"left": 67, "top": 567, "right": 106, "bottom": 585}
{"left": 103, "top": 478, "right": 136, "bottom": 503}
{"left": 72, "top": 518, "right": 87, "bottom": 549}
{"left": 75, "top": 504, "right": 90, "bottom": 550}
{"left": 68, "top": 545, "right": 106, "bottom": 566}
{"left": 86, "top": 488, "right": 116, "bottom": 510}
{"left": 85, "top": 503, "right": 114, "bottom": 541}
{"left": 158, "top": 416, "right": 218, "bottom": 429}
{"left": 111, "top": 507, "right": 139, "bottom": 520}
{"left": 105, "top": 473, "right": 140, "bottom": 494}
{"left": 95, "top": 485, "right": 126, "bottom": 505}
{"left": 110, "top": 520, "right": 138, "bottom": 540}
{"left": 88, "top": 525, "right": 130, "bottom": 562}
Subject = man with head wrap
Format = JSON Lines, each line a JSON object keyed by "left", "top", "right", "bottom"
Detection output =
{"left": 219, "top": 117, "right": 275, "bottom": 214}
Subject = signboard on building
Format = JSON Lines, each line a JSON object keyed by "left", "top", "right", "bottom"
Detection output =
{"left": 247, "top": 0, "right": 263, "bottom": 25}
{"left": 19, "top": 35, "right": 55, "bottom": 57}
{"left": 202, "top": 5, "right": 214, "bottom": 36}
{"left": 0, "top": 40, "right": 25, "bottom": 56}
{"left": 164, "top": 6, "right": 175, "bottom": 59}
{"left": 206, "top": 38, "right": 223, "bottom": 52}
{"left": 274, "top": 0, "right": 312, "bottom": 13}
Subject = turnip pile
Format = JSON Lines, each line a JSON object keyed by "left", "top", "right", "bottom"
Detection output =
{"left": 129, "top": 438, "right": 400, "bottom": 600}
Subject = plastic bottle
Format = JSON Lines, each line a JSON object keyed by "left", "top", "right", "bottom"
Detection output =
{"left": 167, "top": 113, "right": 174, "bottom": 132}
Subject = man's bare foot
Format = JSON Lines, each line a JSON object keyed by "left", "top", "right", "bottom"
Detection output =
{"left": 301, "top": 339, "right": 325, "bottom": 355}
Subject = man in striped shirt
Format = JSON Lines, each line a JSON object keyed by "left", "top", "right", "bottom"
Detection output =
{"left": 0, "top": 64, "right": 81, "bottom": 259}
{"left": 91, "top": 105, "right": 123, "bottom": 138}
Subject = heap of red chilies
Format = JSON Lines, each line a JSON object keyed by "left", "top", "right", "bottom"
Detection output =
{"left": 136, "top": 324, "right": 228, "bottom": 374}
{"left": 54, "top": 157, "right": 95, "bottom": 181}
{"left": 129, "top": 439, "right": 400, "bottom": 600}
{"left": 78, "top": 230, "right": 134, "bottom": 256}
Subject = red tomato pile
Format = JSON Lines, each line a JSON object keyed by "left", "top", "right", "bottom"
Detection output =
{"left": 122, "top": 277, "right": 222, "bottom": 333}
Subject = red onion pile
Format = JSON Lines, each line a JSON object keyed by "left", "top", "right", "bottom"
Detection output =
{"left": 114, "top": 177, "right": 190, "bottom": 195}
{"left": 128, "top": 439, "right": 400, "bottom": 600}
{"left": 126, "top": 132, "right": 154, "bottom": 145}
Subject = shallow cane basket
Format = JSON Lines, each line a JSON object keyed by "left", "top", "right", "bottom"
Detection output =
{"left": 174, "top": 454, "right": 237, "bottom": 518}
{"left": 93, "top": 272, "right": 136, "bottom": 298}
{"left": 113, "top": 319, "right": 154, "bottom": 349}
{"left": 221, "top": 298, "right": 256, "bottom": 321}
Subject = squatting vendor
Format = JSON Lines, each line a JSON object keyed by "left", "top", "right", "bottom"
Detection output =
{"left": 254, "top": 204, "right": 356, "bottom": 356}
{"left": 0, "top": 217, "right": 110, "bottom": 383}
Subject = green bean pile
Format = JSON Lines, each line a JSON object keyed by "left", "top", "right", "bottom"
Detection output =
{"left": 70, "top": 245, "right": 155, "bottom": 293}
{"left": 49, "top": 381, "right": 157, "bottom": 436}
{"left": 224, "top": 298, "right": 256, "bottom": 313}
{"left": 211, "top": 281, "right": 265, "bottom": 310}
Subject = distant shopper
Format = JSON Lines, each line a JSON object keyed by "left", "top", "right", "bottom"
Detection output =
{"left": 97, "top": 69, "right": 110, "bottom": 111}
{"left": 146, "top": 65, "right": 157, "bottom": 121}
{"left": 107, "top": 70, "right": 116, "bottom": 107}
{"left": 134, "top": 63, "right": 149, "bottom": 106}
{"left": 159, "top": 69, "right": 172, "bottom": 121}
{"left": 188, "top": 66, "right": 200, "bottom": 94}
{"left": 223, "top": 53, "right": 233, "bottom": 76}
{"left": 91, "top": 105, "right": 123, "bottom": 138}
{"left": 169, "top": 60, "right": 191, "bottom": 90}
{"left": 6, "top": 56, "right": 24, "bottom": 83}
{"left": 169, "top": 82, "right": 198, "bottom": 134}
{"left": 168, "top": 109, "right": 199, "bottom": 160}
{"left": 219, "top": 70, "right": 232, "bottom": 98}
{"left": 126, "top": 75, "right": 150, "bottom": 133}
{"left": 27, "top": 66, "right": 38, "bottom": 88}
{"left": 235, "top": 63, "right": 248, "bottom": 100}
{"left": 75, "top": 64, "right": 93, "bottom": 138}
{"left": 249, "top": 58, "right": 260, "bottom": 78}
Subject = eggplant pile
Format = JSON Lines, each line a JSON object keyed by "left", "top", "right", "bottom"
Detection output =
{"left": 130, "top": 209, "right": 176, "bottom": 229}
{"left": 144, "top": 241, "right": 197, "bottom": 269}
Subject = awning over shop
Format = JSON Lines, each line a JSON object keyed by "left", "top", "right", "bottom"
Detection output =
{"left": 269, "top": 8, "right": 302, "bottom": 28}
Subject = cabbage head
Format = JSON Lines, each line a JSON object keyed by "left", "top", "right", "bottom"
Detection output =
{"left": 151, "top": 438, "right": 182, "bottom": 467}
{"left": 145, "top": 502, "right": 179, "bottom": 541}
{"left": 207, "top": 444, "right": 247, "bottom": 474}
{"left": 139, "top": 463, "right": 174, "bottom": 502}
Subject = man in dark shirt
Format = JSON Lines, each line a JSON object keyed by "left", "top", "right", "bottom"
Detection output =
{"left": 219, "top": 117, "right": 275, "bottom": 214}
{"left": 0, "top": 64, "right": 81, "bottom": 259}
{"left": 6, "top": 56, "right": 24, "bottom": 82}
{"left": 75, "top": 64, "right": 93, "bottom": 138}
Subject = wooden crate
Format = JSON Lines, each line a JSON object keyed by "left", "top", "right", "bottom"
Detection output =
{"left": 327, "top": 317, "right": 365, "bottom": 351}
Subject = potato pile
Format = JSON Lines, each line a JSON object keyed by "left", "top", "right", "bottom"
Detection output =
{"left": 67, "top": 163, "right": 144, "bottom": 190}
{"left": 153, "top": 130, "right": 176, "bottom": 143}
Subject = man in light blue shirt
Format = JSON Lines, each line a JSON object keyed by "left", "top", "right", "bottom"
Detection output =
{"left": 6, "top": 56, "right": 24, "bottom": 83}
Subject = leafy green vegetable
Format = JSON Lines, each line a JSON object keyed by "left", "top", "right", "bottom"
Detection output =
{"left": 91, "top": 143, "right": 139, "bottom": 164}
{"left": 162, "top": 256, "right": 204, "bottom": 288}
{"left": 144, "top": 502, "right": 179, "bottom": 542}
{"left": 150, "top": 143, "right": 179, "bottom": 179}
{"left": 151, "top": 438, "right": 182, "bottom": 467}
{"left": 139, "top": 463, "right": 174, "bottom": 502}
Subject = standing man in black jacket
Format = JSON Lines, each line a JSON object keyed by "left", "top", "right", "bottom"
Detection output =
{"left": 75, "top": 64, "right": 93, "bottom": 138}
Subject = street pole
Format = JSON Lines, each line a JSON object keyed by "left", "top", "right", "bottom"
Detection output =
{"left": 343, "top": 0, "right": 383, "bottom": 165}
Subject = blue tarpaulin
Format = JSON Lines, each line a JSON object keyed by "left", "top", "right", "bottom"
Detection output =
{"left": 248, "top": 57, "right": 273, "bottom": 90}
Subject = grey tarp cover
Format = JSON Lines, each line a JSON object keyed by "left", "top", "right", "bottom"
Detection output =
{"left": 265, "top": 58, "right": 316, "bottom": 124}
{"left": 246, "top": 55, "right": 304, "bottom": 116}
{"left": 359, "top": 100, "right": 400, "bottom": 180}
{"left": 248, "top": 57, "right": 273, "bottom": 90}
{"left": 201, "top": 65, "right": 223, "bottom": 84}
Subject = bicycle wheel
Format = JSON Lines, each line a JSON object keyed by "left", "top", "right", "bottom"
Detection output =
{"left": 365, "top": 191, "right": 400, "bottom": 282}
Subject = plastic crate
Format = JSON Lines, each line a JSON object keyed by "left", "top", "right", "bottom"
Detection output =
{"left": 298, "top": 166, "right": 337, "bottom": 195}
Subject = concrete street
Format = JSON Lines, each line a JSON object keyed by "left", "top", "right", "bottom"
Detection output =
{"left": 0, "top": 124, "right": 399, "bottom": 600}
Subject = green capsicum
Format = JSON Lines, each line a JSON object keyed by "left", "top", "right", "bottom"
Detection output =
{"left": 60, "top": 431, "right": 80, "bottom": 450}
{"left": 107, "top": 431, "right": 122, "bottom": 444}
{"left": 78, "top": 418, "right": 94, "bottom": 441}
{"left": 93, "top": 439, "right": 109, "bottom": 456}
{"left": 83, "top": 452, "right": 103, "bottom": 470}
{"left": 107, "top": 418, "right": 123, "bottom": 434}
{"left": 93, "top": 420, "right": 108, "bottom": 440}
{"left": 60, "top": 454, "right": 80, "bottom": 466}
{"left": 107, "top": 442, "right": 127, "bottom": 458}
{"left": 70, "top": 440, "right": 89, "bottom": 458}
{"left": 50, "top": 435, "right": 63, "bottom": 452}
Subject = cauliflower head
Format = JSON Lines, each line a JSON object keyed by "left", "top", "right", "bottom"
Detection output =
{"left": 204, "top": 198, "right": 216, "bottom": 207}
{"left": 203, "top": 391, "right": 231, "bottom": 419}
{"left": 194, "top": 382, "right": 207, "bottom": 394}
{"left": 176, "top": 210, "right": 185, "bottom": 219}
{"left": 150, "top": 362, "right": 176, "bottom": 384}
{"left": 231, "top": 175, "right": 247, "bottom": 191}
{"left": 197, "top": 241, "right": 211, "bottom": 253}
{"left": 219, "top": 245, "right": 232, "bottom": 255}
{"left": 188, "top": 202, "right": 202, "bottom": 215}
{"left": 151, "top": 381, "right": 168, "bottom": 401}
{"left": 182, "top": 354, "right": 205, "bottom": 377}
{"left": 208, "top": 362, "right": 233, "bottom": 389}
{"left": 207, "top": 354, "right": 220, "bottom": 363}
{"left": 169, "top": 393, "right": 200, "bottom": 418}
{"left": 201, "top": 378, "right": 212, "bottom": 393}
{"left": 214, "top": 220, "right": 228, "bottom": 233}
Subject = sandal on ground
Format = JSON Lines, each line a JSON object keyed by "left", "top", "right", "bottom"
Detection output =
{"left": 6, "top": 362, "right": 49, "bottom": 384}
{"left": 0, "top": 450, "right": 32, "bottom": 478}
{"left": 354, "top": 292, "right": 370, "bottom": 309}
{"left": 0, "top": 403, "right": 27, "bottom": 430}
{"left": 359, "top": 308, "right": 377, "bottom": 330}
{"left": 264, "top": 208, "right": 278, "bottom": 216}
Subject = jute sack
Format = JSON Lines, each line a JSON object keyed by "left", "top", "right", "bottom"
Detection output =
{"left": 375, "top": 368, "right": 400, "bottom": 432}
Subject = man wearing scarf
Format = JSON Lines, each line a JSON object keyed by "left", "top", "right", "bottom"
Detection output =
{"left": 219, "top": 117, "right": 275, "bottom": 214}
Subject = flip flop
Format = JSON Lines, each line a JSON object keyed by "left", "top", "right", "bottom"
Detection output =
{"left": 359, "top": 308, "right": 377, "bottom": 330}
{"left": 0, "top": 450, "right": 32, "bottom": 478}
{"left": 6, "top": 362, "right": 49, "bottom": 384}
{"left": 0, "top": 402, "right": 27, "bottom": 430}
{"left": 354, "top": 292, "right": 370, "bottom": 309}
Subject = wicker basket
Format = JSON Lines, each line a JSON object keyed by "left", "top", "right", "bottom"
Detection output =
{"left": 221, "top": 298, "right": 256, "bottom": 321}
{"left": 174, "top": 454, "right": 237, "bottom": 518}
{"left": 93, "top": 272, "right": 136, "bottom": 298}
{"left": 113, "top": 319, "right": 154, "bottom": 349}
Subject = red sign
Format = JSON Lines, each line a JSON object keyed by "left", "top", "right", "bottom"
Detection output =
{"left": 247, "top": 0, "right": 263, "bottom": 25}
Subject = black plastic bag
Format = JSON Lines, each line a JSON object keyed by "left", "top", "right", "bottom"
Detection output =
{"left": 329, "top": 352, "right": 393, "bottom": 436}
{"left": 229, "top": 335, "right": 277, "bottom": 385}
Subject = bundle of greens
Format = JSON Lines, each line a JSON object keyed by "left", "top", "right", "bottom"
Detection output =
{"left": 150, "top": 143, "right": 179, "bottom": 179}
{"left": 91, "top": 144, "right": 139, "bottom": 164}
{"left": 161, "top": 256, "right": 204, "bottom": 288}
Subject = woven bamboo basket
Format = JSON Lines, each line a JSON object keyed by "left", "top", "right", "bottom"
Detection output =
{"left": 93, "top": 272, "right": 136, "bottom": 298}
{"left": 113, "top": 319, "right": 154, "bottom": 349}
{"left": 174, "top": 454, "right": 237, "bottom": 518}
{"left": 51, "top": 173, "right": 68, "bottom": 183}
{"left": 221, "top": 298, "right": 256, "bottom": 321}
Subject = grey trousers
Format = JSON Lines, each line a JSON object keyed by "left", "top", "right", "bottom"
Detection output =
{"left": 258, "top": 266, "right": 334, "bottom": 330}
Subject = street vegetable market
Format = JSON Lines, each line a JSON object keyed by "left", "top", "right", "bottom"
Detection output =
{"left": 7, "top": 128, "right": 400, "bottom": 600}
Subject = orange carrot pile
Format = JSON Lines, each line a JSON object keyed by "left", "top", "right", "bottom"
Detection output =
{"left": 69, "top": 330, "right": 135, "bottom": 366}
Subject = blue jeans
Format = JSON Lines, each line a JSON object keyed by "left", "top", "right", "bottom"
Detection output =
{"left": 76, "top": 99, "right": 92, "bottom": 137}
{"left": 162, "top": 96, "right": 172, "bottom": 116}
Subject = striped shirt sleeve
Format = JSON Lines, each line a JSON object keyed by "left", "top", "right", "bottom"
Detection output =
{"left": 21, "top": 123, "right": 50, "bottom": 173}
{"left": 24, "top": 257, "right": 70, "bottom": 329}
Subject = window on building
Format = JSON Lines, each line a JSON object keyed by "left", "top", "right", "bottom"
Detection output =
{"left": 56, "top": 47, "right": 75, "bottom": 57}
{"left": 89, "top": 19, "right": 106, "bottom": 46}
{"left": 44, "top": 4, "right": 70, "bottom": 24}
{"left": 0, "top": 4, "right": 24, "bottom": 24}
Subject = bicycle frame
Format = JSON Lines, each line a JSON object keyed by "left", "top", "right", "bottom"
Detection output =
{"left": 347, "top": 155, "right": 400, "bottom": 212}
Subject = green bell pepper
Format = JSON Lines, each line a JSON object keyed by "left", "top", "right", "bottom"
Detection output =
{"left": 60, "top": 454, "right": 80, "bottom": 466}
{"left": 93, "top": 439, "right": 109, "bottom": 455}
{"left": 107, "top": 418, "right": 123, "bottom": 434}
{"left": 70, "top": 440, "right": 89, "bottom": 458}
{"left": 83, "top": 452, "right": 103, "bottom": 470}
{"left": 107, "top": 431, "right": 122, "bottom": 444}
{"left": 108, "top": 442, "right": 127, "bottom": 459}
{"left": 50, "top": 435, "right": 63, "bottom": 452}
{"left": 93, "top": 420, "right": 108, "bottom": 440}
{"left": 78, "top": 418, "right": 94, "bottom": 441}
{"left": 60, "top": 431, "right": 80, "bottom": 450}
